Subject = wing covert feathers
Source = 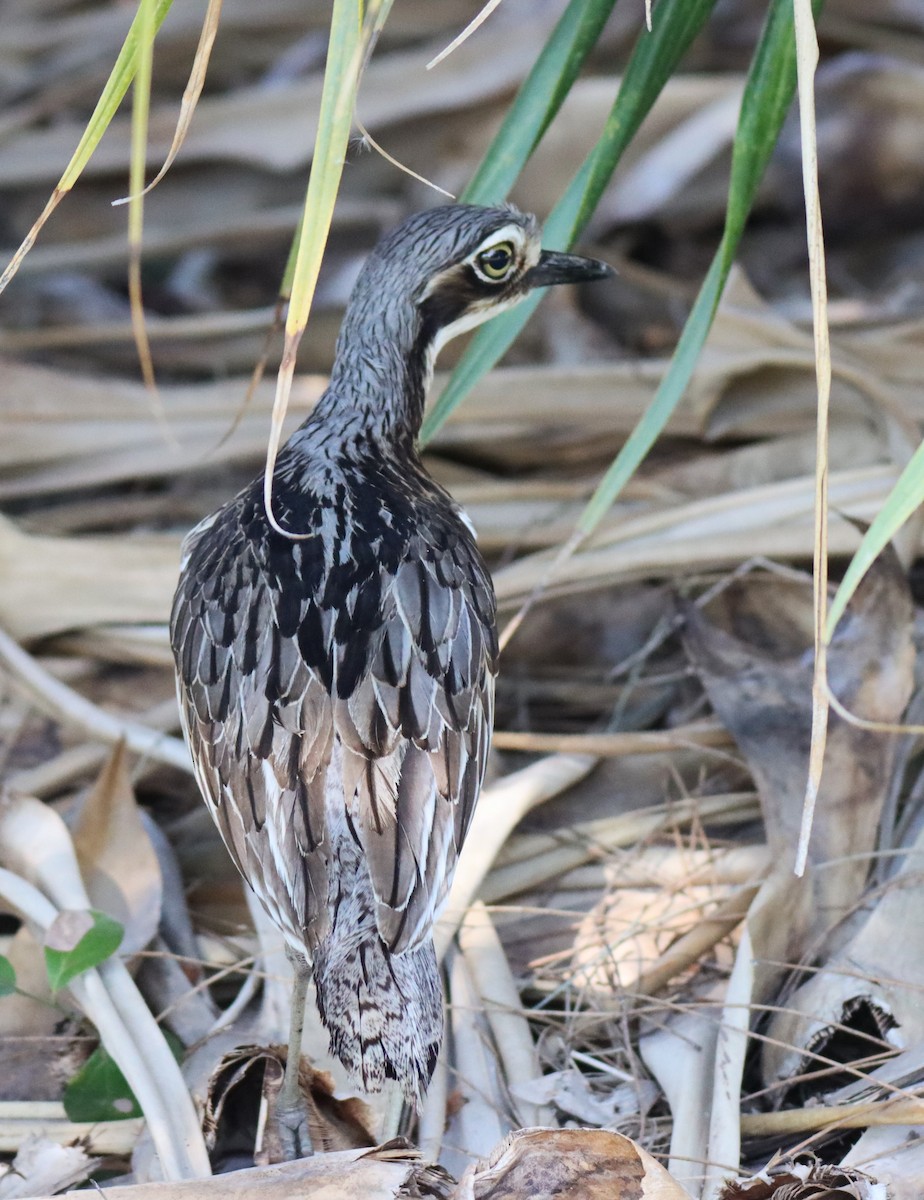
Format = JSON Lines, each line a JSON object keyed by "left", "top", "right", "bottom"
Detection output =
{"left": 171, "top": 482, "right": 497, "bottom": 959}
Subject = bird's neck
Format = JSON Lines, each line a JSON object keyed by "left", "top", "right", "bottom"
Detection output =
{"left": 309, "top": 300, "right": 434, "bottom": 451}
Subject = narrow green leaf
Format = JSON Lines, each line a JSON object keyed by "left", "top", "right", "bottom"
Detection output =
{"left": 44, "top": 910, "right": 124, "bottom": 993}
{"left": 578, "top": 255, "right": 725, "bottom": 532}
{"left": 126, "top": 0, "right": 158, "bottom": 393}
{"left": 826, "top": 446, "right": 924, "bottom": 638}
{"left": 60, "top": 0, "right": 174, "bottom": 195}
{"left": 461, "top": 0, "right": 620, "bottom": 207}
{"left": 0, "top": 0, "right": 172, "bottom": 294}
{"left": 284, "top": 0, "right": 364, "bottom": 337}
{"left": 64, "top": 1045, "right": 142, "bottom": 1122}
{"left": 421, "top": 0, "right": 718, "bottom": 443}
{"left": 576, "top": 0, "right": 825, "bottom": 536}
{"left": 0, "top": 956, "right": 15, "bottom": 997}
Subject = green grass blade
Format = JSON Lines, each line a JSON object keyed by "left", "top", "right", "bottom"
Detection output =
{"left": 126, "top": 0, "right": 158, "bottom": 393}
{"left": 577, "top": 0, "right": 824, "bottom": 536}
{"left": 421, "top": 0, "right": 718, "bottom": 444}
{"left": 461, "top": 0, "right": 620, "bottom": 207}
{"left": 284, "top": 0, "right": 364, "bottom": 338}
{"left": 263, "top": 2, "right": 396, "bottom": 536}
{"left": 0, "top": 0, "right": 173, "bottom": 293}
{"left": 61, "top": 0, "right": 174, "bottom": 193}
{"left": 826, "top": 447, "right": 924, "bottom": 638}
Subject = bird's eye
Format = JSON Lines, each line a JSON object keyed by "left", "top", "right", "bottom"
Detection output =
{"left": 474, "top": 241, "right": 515, "bottom": 282}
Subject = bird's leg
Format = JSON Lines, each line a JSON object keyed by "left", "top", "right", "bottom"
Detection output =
{"left": 273, "top": 947, "right": 314, "bottom": 1159}
{"left": 379, "top": 1080, "right": 407, "bottom": 1142}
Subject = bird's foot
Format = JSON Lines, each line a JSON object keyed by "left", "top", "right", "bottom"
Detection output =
{"left": 271, "top": 1100, "right": 314, "bottom": 1161}
{"left": 257, "top": 1051, "right": 315, "bottom": 1163}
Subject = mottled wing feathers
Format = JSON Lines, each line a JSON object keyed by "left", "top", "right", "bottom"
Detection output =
{"left": 172, "top": 512, "right": 333, "bottom": 951}
{"left": 337, "top": 541, "right": 496, "bottom": 953}
{"left": 171, "top": 477, "right": 497, "bottom": 958}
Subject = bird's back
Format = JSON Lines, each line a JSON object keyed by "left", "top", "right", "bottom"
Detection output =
{"left": 170, "top": 436, "right": 497, "bottom": 1096}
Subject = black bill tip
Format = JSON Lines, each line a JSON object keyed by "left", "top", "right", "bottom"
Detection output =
{"left": 523, "top": 249, "right": 614, "bottom": 289}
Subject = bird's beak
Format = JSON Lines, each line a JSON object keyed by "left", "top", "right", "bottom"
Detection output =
{"left": 523, "top": 249, "right": 614, "bottom": 288}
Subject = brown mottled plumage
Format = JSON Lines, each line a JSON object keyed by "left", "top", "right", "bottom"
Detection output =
{"left": 170, "top": 204, "right": 611, "bottom": 1155}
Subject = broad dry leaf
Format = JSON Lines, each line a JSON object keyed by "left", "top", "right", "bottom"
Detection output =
{"left": 72, "top": 740, "right": 163, "bottom": 954}
{"left": 684, "top": 553, "right": 914, "bottom": 944}
{"left": 0, "top": 0, "right": 559, "bottom": 186}
{"left": 45, "top": 1145, "right": 443, "bottom": 1200}
{"left": 0, "top": 512, "right": 179, "bottom": 641}
{"left": 451, "top": 1128, "right": 690, "bottom": 1199}
{"left": 683, "top": 555, "right": 913, "bottom": 1194}
{"left": 763, "top": 816, "right": 924, "bottom": 1087}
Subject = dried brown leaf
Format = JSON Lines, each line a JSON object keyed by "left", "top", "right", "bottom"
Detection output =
{"left": 451, "top": 1128, "right": 690, "bottom": 1199}
{"left": 72, "top": 741, "right": 162, "bottom": 954}
{"left": 719, "top": 1153, "right": 881, "bottom": 1199}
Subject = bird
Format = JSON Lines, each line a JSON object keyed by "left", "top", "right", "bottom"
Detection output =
{"left": 170, "top": 203, "right": 612, "bottom": 1157}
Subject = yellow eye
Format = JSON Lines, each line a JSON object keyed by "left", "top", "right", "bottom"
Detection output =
{"left": 475, "top": 241, "right": 515, "bottom": 281}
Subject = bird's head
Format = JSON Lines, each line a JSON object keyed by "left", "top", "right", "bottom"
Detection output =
{"left": 322, "top": 204, "right": 613, "bottom": 440}
{"left": 350, "top": 203, "right": 613, "bottom": 364}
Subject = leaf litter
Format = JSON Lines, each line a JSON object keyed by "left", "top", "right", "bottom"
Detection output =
{"left": 1, "top": 0, "right": 924, "bottom": 1196}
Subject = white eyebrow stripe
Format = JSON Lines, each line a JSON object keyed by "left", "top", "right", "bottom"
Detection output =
{"left": 468, "top": 223, "right": 527, "bottom": 258}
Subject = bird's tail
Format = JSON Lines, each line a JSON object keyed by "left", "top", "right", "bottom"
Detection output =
{"left": 313, "top": 933, "right": 442, "bottom": 1103}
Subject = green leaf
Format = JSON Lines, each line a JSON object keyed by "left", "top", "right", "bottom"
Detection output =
{"left": 0, "top": 955, "right": 15, "bottom": 997}
{"left": 64, "top": 1029, "right": 183, "bottom": 1123}
{"left": 826, "top": 445, "right": 924, "bottom": 638}
{"left": 0, "top": 0, "right": 173, "bottom": 294}
{"left": 461, "top": 0, "right": 620, "bottom": 207}
{"left": 576, "top": 0, "right": 825, "bottom": 537}
{"left": 44, "top": 910, "right": 124, "bottom": 993}
{"left": 283, "top": 0, "right": 365, "bottom": 335}
{"left": 63, "top": 1045, "right": 141, "bottom": 1122}
{"left": 422, "top": 0, "right": 718, "bottom": 443}
{"left": 60, "top": 0, "right": 174, "bottom": 194}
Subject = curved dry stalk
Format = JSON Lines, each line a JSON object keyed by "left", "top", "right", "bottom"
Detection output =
{"left": 793, "top": 0, "right": 832, "bottom": 878}
{"left": 457, "top": 902, "right": 553, "bottom": 1128}
{"left": 426, "top": 0, "right": 505, "bottom": 70}
{"left": 0, "top": 624, "right": 191, "bottom": 774}
{"left": 116, "top": 0, "right": 225, "bottom": 202}
{"left": 434, "top": 753, "right": 597, "bottom": 963}
{"left": 0, "top": 794, "right": 211, "bottom": 1179}
{"left": 354, "top": 118, "right": 454, "bottom": 198}
{"left": 0, "top": 866, "right": 206, "bottom": 1180}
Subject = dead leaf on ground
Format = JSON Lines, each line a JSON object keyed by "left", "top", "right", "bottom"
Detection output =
{"left": 718, "top": 1153, "right": 880, "bottom": 1198}
{"left": 684, "top": 551, "right": 914, "bottom": 947}
{"left": 71, "top": 740, "right": 162, "bottom": 954}
{"left": 451, "top": 1128, "right": 690, "bottom": 1199}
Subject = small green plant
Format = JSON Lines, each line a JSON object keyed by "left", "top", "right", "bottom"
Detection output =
{"left": 0, "top": 955, "right": 15, "bottom": 997}
{"left": 43, "top": 909, "right": 124, "bottom": 993}
{"left": 64, "top": 1045, "right": 142, "bottom": 1122}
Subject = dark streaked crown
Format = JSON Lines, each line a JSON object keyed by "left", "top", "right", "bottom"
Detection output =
{"left": 321, "top": 204, "right": 611, "bottom": 441}
{"left": 339, "top": 203, "right": 611, "bottom": 359}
